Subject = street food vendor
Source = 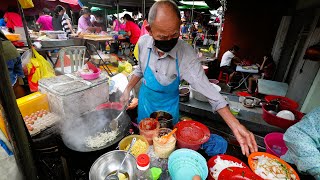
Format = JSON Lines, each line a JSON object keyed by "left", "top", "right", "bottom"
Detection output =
{"left": 77, "top": 8, "right": 101, "bottom": 34}
{"left": 120, "top": 0, "right": 258, "bottom": 156}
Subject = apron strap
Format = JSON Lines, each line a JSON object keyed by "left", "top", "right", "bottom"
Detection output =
{"left": 144, "top": 49, "right": 152, "bottom": 74}
{"left": 145, "top": 49, "right": 180, "bottom": 78}
{"left": 175, "top": 52, "right": 180, "bottom": 78}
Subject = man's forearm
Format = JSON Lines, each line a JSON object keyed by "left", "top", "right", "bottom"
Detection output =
{"left": 217, "top": 106, "right": 240, "bottom": 129}
{"left": 124, "top": 74, "right": 141, "bottom": 93}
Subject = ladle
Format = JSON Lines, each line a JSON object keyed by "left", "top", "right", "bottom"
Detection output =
{"left": 160, "top": 128, "right": 177, "bottom": 144}
{"left": 105, "top": 137, "right": 137, "bottom": 180}
{"left": 109, "top": 96, "right": 134, "bottom": 130}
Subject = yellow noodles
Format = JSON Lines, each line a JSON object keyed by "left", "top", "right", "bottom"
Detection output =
{"left": 125, "top": 139, "right": 147, "bottom": 156}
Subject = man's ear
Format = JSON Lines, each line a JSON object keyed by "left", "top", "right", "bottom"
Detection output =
{"left": 146, "top": 25, "right": 152, "bottom": 35}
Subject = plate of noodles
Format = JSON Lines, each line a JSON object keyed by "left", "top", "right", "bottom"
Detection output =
{"left": 248, "top": 152, "right": 300, "bottom": 180}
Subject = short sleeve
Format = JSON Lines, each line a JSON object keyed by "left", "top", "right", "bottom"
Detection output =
{"left": 36, "top": 16, "right": 42, "bottom": 24}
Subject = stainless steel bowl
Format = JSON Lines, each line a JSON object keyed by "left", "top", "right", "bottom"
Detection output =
{"left": 89, "top": 150, "right": 137, "bottom": 180}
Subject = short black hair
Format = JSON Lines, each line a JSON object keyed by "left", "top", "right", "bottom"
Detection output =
{"left": 123, "top": 14, "right": 134, "bottom": 22}
{"left": 43, "top": 8, "right": 51, "bottom": 15}
{"left": 54, "top": 5, "right": 64, "bottom": 17}
{"left": 232, "top": 45, "right": 240, "bottom": 52}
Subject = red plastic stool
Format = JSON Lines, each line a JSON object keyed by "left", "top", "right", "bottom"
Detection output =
{"left": 218, "top": 70, "right": 229, "bottom": 83}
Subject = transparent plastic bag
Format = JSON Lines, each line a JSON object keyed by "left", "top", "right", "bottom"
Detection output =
{"left": 21, "top": 49, "right": 32, "bottom": 67}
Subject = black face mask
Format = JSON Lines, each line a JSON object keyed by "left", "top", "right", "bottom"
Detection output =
{"left": 154, "top": 37, "right": 179, "bottom": 52}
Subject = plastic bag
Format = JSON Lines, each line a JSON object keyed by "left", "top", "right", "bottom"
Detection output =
{"left": 27, "top": 48, "right": 55, "bottom": 92}
{"left": 21, "top": 49, "right": 32, "bottom": 67}
{"left": 18, "top": 0, "right": 34, "bottom": 9}
{"left": 134, "top": 43, "right": 139, "bottom": 61}
{"left": 0, "top": 131, "right": 22, "bottom": 180}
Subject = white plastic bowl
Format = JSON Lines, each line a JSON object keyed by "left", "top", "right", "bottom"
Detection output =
{"left": 276, "top": 110, "right": 295, "bottom": 121}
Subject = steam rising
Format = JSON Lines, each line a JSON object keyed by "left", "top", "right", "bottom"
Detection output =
{"left": 59, "top": 109, "right": 120, "bottom": 151}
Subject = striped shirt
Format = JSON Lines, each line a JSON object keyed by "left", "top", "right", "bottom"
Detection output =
{"left": 62, "top": 17, "right": 71, "bottom": 36}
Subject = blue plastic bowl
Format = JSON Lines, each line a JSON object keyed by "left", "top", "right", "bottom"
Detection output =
{"left": 168, "top": 149, "right": 208, "bottom": 180}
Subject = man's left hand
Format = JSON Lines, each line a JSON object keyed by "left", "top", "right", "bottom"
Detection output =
{"left": 231, "top": 124, "right": 258, "bottom": 156}
{"left": 218, "top": 107, "right": 258, "bottom": 156}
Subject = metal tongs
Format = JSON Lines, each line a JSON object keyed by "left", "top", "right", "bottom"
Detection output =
{"left": 109, "top": 96, "right": 134, "bottom": 130}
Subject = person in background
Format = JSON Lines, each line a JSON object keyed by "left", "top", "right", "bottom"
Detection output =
{"left": 92, "top": 13, "right": 106, "bottom": 31}
{"left": 0, "top": 31, "right": 26, "bottom": 98}
{"left": 52, "top": 5, "right": 64, "bottom": 30}
{"left": 180, "top": 20, "right": 188, "bottom": 35}
{"left": 36, "top": 8, "right": 53, "bottom": 31}
{"left": 4, "top": 7, "right": 23, "bottom": 33}
{"left": 138, "top": 18, "right": 143, "bottom": 28}
{"left": 81, "top": 6, "right": 96, "bottom": 24}
{"left": 0, "top": 11, "right": 6, "bottom": 27}
{"left": 77, "top": 8, "right": 101, "bottom": 34}
{"left": 61, "top": 9, "right": 75, "bottom": 36}
{"left": 112, "top": 15, "right": 125, "bottom": 32}
{"left": 53, "top": 5, "right": 75, "bottom": 36}
{"left": 247, "top": 54, "right": 275, "bottom": 94}
{"left": 220, "top": 45, "right": 242, "bottom": 87}
{"left": 282, "top": 107, "right": 320, "bottom": 179}
{"left": 121, "top": 0, "right": 257, "bottom": 156}
{"left": 122, "top": 14, "right": 141, "bottom": 45}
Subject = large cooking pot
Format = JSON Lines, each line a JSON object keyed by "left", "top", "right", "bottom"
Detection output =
{"left": 60, "top": 103, "right": 131, "bottom": 152}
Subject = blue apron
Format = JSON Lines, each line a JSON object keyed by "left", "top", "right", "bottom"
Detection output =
{"left": 137, "top": 49, "right": 180, "bottom": 124}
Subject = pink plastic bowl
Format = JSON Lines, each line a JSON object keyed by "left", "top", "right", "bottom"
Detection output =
{"left": 264, "top": 132, "right": 288, "bottom": 157}
{"left": 80, "top": 69, "right": 101, "bottom": 80}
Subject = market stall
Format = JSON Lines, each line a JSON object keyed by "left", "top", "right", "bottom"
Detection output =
{"left": 1, "top": 0, "right": 319, "bottom": 179}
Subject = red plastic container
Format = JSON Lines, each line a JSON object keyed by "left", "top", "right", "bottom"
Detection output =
{"left": 264, "top": 132, "right": 288, "bottom": 157}
{"left": 262, "top": 104, "right": 304, "bottom": 129}
{"left": 207, "top": 155, "right": 249, "bottom": 180}
{"left": 265, "top": 95, "right": 299, "bottom": 109}
{"left": 236, "top": 91, "right": 251, "bottom": 97}
{"left": 174, "top": 120, "right": 210, "bottom": 150}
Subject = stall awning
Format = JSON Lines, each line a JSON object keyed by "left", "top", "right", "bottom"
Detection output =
{"left": 178, "top": 5, "right": 210, "bottom": 9}
{"left": 46, "top": 0, "right": 79, "bottom": 6}
{"left": 178, "top": 0, "right": 221, "bottom": 10}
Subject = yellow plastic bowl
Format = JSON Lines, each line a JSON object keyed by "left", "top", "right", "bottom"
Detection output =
{"left": 5, "top": 34, "right": 21, "bottom": 41}
{"left": 119, "top": 135, "right": 149, "bottom": 157}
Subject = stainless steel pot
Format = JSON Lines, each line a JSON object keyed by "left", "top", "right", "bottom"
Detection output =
{"left": 179, "top": 86, "right": 190, "bottom": 102}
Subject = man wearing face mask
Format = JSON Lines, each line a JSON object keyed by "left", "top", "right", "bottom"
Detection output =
{"left": 120, "top": 0, "right": 258, "bottom": 156}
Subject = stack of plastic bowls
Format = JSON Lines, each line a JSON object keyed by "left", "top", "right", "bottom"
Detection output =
{"left": 168, "top": 149, "right": 208, "bottom": 180}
